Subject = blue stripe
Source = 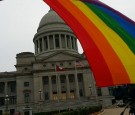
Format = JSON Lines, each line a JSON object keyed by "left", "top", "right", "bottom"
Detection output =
{"left": 93, "top": 4, "right": 135, "bottom": 39}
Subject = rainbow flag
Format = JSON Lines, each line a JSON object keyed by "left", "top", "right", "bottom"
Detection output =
{"left": 43, "top": 0, "right": 135, "bottom": 87}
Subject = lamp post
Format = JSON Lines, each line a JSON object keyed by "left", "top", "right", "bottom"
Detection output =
{"left": 89, "top": 84, "right": 92, "bottom": 97}
{"left": 38, "top": 89, "right": 42, "bottom": 100}
{"left": 5, "top": 95, "right": 9, "bottom": 114}
{"left": 38, "top": 89, "right": 42, "bottom": 112}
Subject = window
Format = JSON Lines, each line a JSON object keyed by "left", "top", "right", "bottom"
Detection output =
{"left": 10, "top": 109, "right": 15, "bottom": 115}
{"left": 7, "top": 82, "right": 16, "bottom": 93}
{"left": 0, "top": 97, "right": 4, "bottom": 106}
{"left": 52, "top": 92, "right": 58, "bottom": 100}
{"left": 68, "top": 74, "right": 74, "bottom": 83}
{"left": 9, "top": 96, "right": 16, "bottom": 105}
{"left": 66, "top": 35, "right": 71, "bottom": 49}
{"left": 24, "top": 93, "right": 30, "bottom": 103}
{"left": 36, "top": 40, "right": 39, "bottom": 53}
{"left": 44, "top": 92, "right": 49, "bottom": 100}
{"left": 39, "top": 38, "right": 42, "bottom": 52}
{"left": 108, "top": 87, "right": 113, "bottom": 96}
{"left": 60, "top": 75, "right": 66, "bottom": 83}
{"left": 52, "top": 63, "right": 55, "bottom": 67}
{"left": 61, "top": 91, "right": 66, "bottom": 100}
{"left": 78, "top": 74, "right": 83, "bottom": 82}
{"left": 70, "top": 90, "right": 75, "bottom": 99}
{"left": 55, "top": 34, "right": 60, "bottom": 48}
{"left": 0, "top": 82, "right": 4, "bottom": 93}
{"left": 44, "top": 36, "right": 48, "bottom": 50}
{"left": 69, "top": 62, "right": 72, "bottom": 65}
{"left": 44, "top": 77, "right": 49, "bottom": 85}
{"left": 97, "top": 88, "right": 102, "bottom": 96}
{"left": 0, "top": 110, "right": 2, "bottom": 115}
{"left": 24, "top": 82, "right": 29, "bottom": 87}
{"left": 43, "top": 64, "right": 46, "bottom": 67}
{"left": 49, "top": 35, "right": 54, "bottom": 49}
{"left": 79, "top": 89, "right": 83, "bottom": 97}
{"left": 9, "top": 81, "right": 16, "bottom": 93}
{"left": 52, "top": 76, "right": 56, "bottom": 84}
{"left": 61, "top": 34, "right": 66, "bottom": 48}
{"left": 60, "top": 63, "right": 63, "bottom": 66}
{"left": 75, "top": 39, "right": 77, "bottom": 50}
{"left": 71, "top": 36, "right": 75, "bottom": 49}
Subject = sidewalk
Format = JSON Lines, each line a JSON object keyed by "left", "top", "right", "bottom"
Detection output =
{"left": 97, "top": 107, "right": 129, "bottom": 115}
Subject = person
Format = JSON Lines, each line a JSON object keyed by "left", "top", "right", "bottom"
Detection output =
{"left": 14, "top": 112, "right": 21, "bottom": 115}
{"left": 128, "top": 86, "right": 135, "bottom": 115}
{"left": 120, "top": 85, "right": 135, "bottom": 115}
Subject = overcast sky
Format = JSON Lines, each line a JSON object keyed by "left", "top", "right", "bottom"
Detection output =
{"left": 0, "top": 0, "right": 135, "bottom": 72}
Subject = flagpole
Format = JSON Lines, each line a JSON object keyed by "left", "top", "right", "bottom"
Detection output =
{"left": 55, "top": 65, "right": 59, "bottom": 103}
{"left": 74, "top": 61, "right": 80, "bottom": 99}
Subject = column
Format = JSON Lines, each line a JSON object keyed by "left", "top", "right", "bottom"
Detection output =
{"left": 66, "top": 75, "right": 70, "bottom": 99}
{"left": 70, "top": 36, "right": 73, "bottom": 49}
{"left": 39, "top": 38, "right": 43, "bottom": 52}
{"left": 69, "top": 35, "right": 71, "bottom": 49}
{"left": 73, "top": 37, "right": 76, "bottom": 50}
{"left": 38, "top": 76, "right": 43, "bottom": 100}
{"left": 47, "top": 36, "right": 50, "bottom": 50}
{"left": 5, "top": 82, "right": 8, "bottom": 95}
{"left": 53, "top": 34, "right": 55, "bottom": 49}
{"left": 42, "top": 37, "right": 45, "bottom": 52}
{"left": 59, "top": 34, "right": 62, "bottom": 49}
{"left": 65, "top": 35, "right": 68, "bottom": 49}
{"left": 34, "top": 41, "right": 37, "bottom": 55}
{"left": 75, "top": 74, "right": 80, "bottom": 99}
{"left": 57, "top": 75, "right": 61, "bottom": 100}
{"left": 75, "top": 38, "right": 78, "bottom": 51}
{"left": 49, "top": 76, "right": 52, "bottom": 100}
{"left": 38, "top": 39, "right": 40, "bottom": 53}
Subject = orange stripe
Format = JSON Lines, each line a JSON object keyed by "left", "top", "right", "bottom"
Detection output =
{"left": 57, "top": 0, "right": 130, "bottom": 84}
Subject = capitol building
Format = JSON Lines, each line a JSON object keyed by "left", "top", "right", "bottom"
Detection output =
{"left": 0, "top": 9, "right": 113, "bottom": 115}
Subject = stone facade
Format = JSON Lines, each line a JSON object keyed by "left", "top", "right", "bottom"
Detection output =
{"left": 0, "top": 9, "right": 113, "bottom": 115}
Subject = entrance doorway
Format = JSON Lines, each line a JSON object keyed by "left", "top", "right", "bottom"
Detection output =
{"left": 24, "top": 111, "right": 30, "bottom": 115}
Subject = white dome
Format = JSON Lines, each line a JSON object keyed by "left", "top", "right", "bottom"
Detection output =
{"left": 37, "top": 9, "right": 72, "bottom": 32}
{"left": 39, "top": 9, "right": 65, "bottom": 27}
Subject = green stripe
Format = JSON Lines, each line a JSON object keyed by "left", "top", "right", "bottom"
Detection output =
{"left": 85, "top": 3, "right": 135, "bottom": 54}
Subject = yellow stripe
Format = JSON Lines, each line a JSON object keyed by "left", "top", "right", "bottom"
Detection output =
{"left": 71, "top": 1, "right": 135, "bottom": 82}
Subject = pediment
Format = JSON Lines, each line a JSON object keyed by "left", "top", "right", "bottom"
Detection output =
{"left": 41, "top": 52, "right": 83, "bottom": 62}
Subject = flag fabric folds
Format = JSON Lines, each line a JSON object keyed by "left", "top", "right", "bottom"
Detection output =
{"left": 75, "top": 60, "right": 83, "bottom": 67}
{"left": 44, "top": 0, "right": 135, "bottom": 87}
{"left": 56, "top": 65, "right": 65, "bottom": 71}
